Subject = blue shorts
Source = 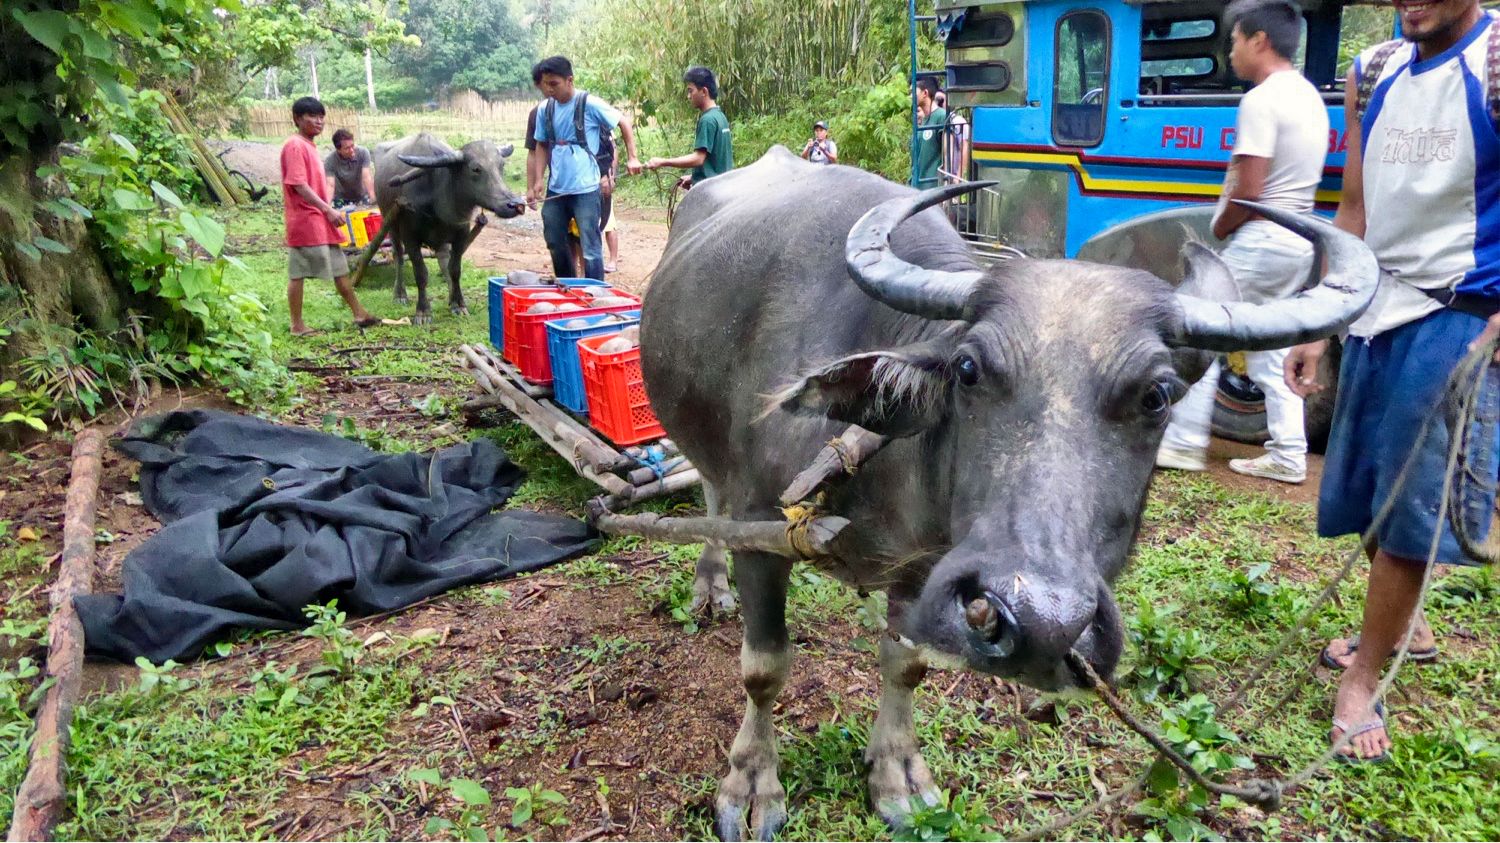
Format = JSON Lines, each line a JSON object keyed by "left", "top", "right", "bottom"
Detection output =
{"left": 1318, "top": 308, "right": 1500, "bottom": 565}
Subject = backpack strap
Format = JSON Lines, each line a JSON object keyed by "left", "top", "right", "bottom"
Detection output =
{"left": 542, "top": 93, "right": 591, "bottom": 148}
{"left": 1355, "top": 38, "right": 1405, "bottom": 125}
{"left": 574, "top": 92, "right": 588, "bottom": 148}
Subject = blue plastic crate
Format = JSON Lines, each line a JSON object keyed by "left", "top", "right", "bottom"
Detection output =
{"left": 546, "top": 310, "right": 641, "bottom": 414}
{"left": 486, "top": 275, "right": 611, "bottom": 351}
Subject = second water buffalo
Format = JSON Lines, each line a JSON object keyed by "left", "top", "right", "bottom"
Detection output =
{"left": 374, "top": 133, "right": 526, "bottom": 324}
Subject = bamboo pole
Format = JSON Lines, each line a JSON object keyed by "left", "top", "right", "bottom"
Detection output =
{"left": 350, "top": 206, "right": 401, "bottom": 289}
{"left": 7, "top": 429, "right": 105, "bottom": 842}
{"left": 178, "top": 98, "right": 251, "bottom": 206}
{"left": 467, "top": 346, "right": 635, "bottom": 473}
{"left": 616, "top": 468, "right": 702, "bottom": 507}
{"left": 160, "top": 95, "right": 240, "bottom": 207}
{"left": 460, "top": 346, "right": 637, "bottom": 497}
{"left": 587, "top": 503, "right": 848, "bottom": 560}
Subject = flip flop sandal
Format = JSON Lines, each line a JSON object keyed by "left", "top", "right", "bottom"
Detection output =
{"left": 290, "top": 328, "right": 322, "bottom": 338}
{"left": 1331, "top": 701, "right": 1390, "bottom": 765}
{"left": 1319, "top": 635, "right": 1439, "bottom": 671}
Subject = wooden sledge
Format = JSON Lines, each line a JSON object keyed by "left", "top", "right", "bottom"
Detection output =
{"left": 459, "top": 343, "right": 701, "bottom": 508}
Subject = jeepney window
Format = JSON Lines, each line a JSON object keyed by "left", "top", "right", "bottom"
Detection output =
{"left": 1144, "top": 19, "right": 1215, "bottom": 41}
{"left": 1141, "top": 57, "right": 1216, "bottom": 78}
{"left": 1053, "top": 10, "right": 1110, "bottom": 147}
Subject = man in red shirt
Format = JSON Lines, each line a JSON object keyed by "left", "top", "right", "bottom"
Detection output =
{"left": 281, "top": 97, "right": 379, "bottom": 335}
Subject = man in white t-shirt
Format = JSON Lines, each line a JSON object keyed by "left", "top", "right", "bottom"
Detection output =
{"left": 1155, "top": 0, "right": 1328, "bottom": 484}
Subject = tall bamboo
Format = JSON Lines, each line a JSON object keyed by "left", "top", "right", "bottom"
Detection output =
{"left": 161, "top": 94, "right": 246, "bottom": 206}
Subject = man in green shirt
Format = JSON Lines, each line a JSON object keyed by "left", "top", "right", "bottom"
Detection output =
{"left": 912, "top": 77, "right": 947, "bottom": 189}
{"left": 645, "top": 66, "right": 733, "bottom": 188}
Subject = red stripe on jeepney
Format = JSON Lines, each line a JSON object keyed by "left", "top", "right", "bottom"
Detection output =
{"left": 971, "top": 142, "right": 1347, "bottom": 177}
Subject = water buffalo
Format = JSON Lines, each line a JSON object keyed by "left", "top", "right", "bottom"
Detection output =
{"left": 639, "top": 147, "right": 1376, "bottom": 840}
{"left": 373, "top": 133, "right": 526, "bottom": 324}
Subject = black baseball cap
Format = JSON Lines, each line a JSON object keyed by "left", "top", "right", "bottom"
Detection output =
{"left": 813, "top": 120, "right": 828, "bottom": 129}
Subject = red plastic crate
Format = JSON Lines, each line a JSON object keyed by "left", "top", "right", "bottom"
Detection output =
{"left": 577, "top": 333, "right": 664, "bottom": 446}
{"left": 511, "top": 292, "right": 642, "bottom": 384}
{"left": 501, "top": 288, "right": 591, "bottom": 365}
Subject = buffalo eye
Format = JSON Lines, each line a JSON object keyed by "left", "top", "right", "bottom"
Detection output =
{"left": 1141, "top": 379, "right": 1178, "bottom": 423}
{"left": 953, "top": 354, "right": 980, "bottom": 386}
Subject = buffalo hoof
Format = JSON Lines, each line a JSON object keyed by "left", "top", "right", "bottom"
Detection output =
{"left": 394, "top": 290, "right": 410, "bottom": 305}
{"left": 450, "top": 304, "right": 470, "bottom": 317}
{"left": 867, "top": 745, "right": 941, "bottom": 829}
{"left": 715, "top": 767, "right": 787, "bottom": 841}
{"left": 691, "top": 573, "right": 737, "bottom": 616}
{"left": 413, "top": 310, "right": 432, "bottom": 326}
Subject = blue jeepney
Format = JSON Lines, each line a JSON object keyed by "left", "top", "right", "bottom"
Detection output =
{"left": 913, "top": 0, "right": 1392, "bottom": 447}
{"left": 914, "top": 0, "right": 1390, "bottom": 268}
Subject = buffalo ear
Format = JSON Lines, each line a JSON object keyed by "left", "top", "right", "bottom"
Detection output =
{"left": 765, "top": 341, "right": 952, "bottom": 437}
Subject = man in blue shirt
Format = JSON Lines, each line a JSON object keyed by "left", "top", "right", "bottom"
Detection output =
{"left": 526, "top": 55, "right": 643, "bottom": 280}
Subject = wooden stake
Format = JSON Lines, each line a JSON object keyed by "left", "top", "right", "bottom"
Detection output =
{"left": 7, "top": 428, "right": 105, "bottom": 842}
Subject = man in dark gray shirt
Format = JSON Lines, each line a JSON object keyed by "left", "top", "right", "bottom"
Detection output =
{"left": 323, "top": 128, "right": 374, "bottom": 204}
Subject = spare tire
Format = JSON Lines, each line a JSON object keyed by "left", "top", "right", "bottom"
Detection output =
{"left": 1210, "top": 340, "right": 1341, "bottom": 454}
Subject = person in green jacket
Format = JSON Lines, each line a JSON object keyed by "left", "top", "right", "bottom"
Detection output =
{"left": 912, "top": 77, "right": 947, "bottom": 188}
{"left": 645, "top": 66, "right": 733, "bottom": 189}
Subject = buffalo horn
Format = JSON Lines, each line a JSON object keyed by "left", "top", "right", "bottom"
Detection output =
{"left": 398, "top": 150, "right": 465, "bottom": 168}
{"left": 844, "top": 181, "right": 996, "bottom": 321}
{"left": 1171, "top": 201, "right": 1377, "bottom": 351}
{"left": 499, "top": 143, "right": 515, "bottom": 158}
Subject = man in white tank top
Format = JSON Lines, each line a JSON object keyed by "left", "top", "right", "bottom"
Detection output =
{"left": 1285, "top": 0, "right": 1500, "bottom": 763}
{"left": 1156, "top": 0, "right": 1328, "bottom": 482}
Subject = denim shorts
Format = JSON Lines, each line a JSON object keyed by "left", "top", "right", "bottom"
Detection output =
{"left": 1318, "top": 308, "right": 1500, "bottom": 565}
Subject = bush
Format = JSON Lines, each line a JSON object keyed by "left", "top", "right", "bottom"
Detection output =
{"left": 54, "top": 129, "right": 290, "bottom": 409}
{"left": 96, "top": 89, "right": 203, "bottom": 203}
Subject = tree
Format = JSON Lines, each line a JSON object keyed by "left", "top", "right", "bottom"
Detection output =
{"left": 1, "top": 0, "right": 283, "bottom": 443}
{"left": 402, "top": 0, "right": 534, "bottom": 98}
{"left": 234, "top": 0, "right": 418, "bottom": 79}
{"left": 2, "top": 0, "right": 229, "bottom": 368}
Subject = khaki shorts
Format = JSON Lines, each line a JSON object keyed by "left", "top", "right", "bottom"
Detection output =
{"left": 287, "top": 244, "right": 350, "bottom": 280}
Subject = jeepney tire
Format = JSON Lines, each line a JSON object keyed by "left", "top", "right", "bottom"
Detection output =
{"left": 1209, "top": 340, "right": 1341, "bottom": 455}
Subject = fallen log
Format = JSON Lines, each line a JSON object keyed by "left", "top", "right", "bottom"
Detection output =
{"left": 779, "top": 426, "right": 890, "bottom": 506}
{"left": 7, "top": 428, "right": 105, "bottom": 842}
{"left": 587, "top": 501, "right": 848, "bottom": 560}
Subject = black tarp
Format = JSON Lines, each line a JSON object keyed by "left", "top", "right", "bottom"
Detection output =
{"left": 75, "top": 410, "right": 598, "bottom": 663}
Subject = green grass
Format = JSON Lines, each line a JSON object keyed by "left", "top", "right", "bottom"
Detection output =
{"left": 1, "top": 199, "right": 1496, "bottom": 841}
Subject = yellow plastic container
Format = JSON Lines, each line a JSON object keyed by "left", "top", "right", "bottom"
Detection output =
{"left": 349, "top": 209, "right": 383, "bottom": 248}
{"left": 335, "top": 211, "right": 355, "bottom": 248}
